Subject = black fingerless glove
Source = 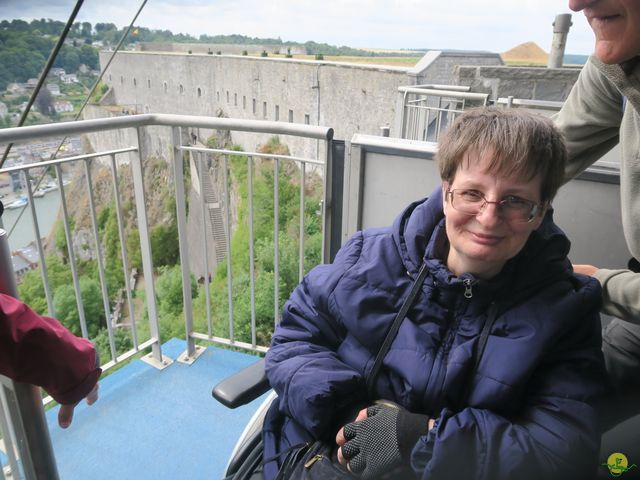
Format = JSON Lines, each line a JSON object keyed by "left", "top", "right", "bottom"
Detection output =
{"left": 341, "top": 403, "right": 429, "bottom": 479}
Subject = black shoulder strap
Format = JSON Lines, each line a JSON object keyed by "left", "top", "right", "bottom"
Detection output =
{"left": 366, "top": 261, "right": 430, "bottom": 398}
{"left": 458, "top": 302, "right": 499, "bottom": 407}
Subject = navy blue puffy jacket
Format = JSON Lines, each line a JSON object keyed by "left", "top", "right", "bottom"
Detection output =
{"left": 263, "top": 188, "right": 607, "bottom": 480}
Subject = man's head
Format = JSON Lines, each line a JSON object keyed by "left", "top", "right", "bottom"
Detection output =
{"left": 569, "top": 0, "right": 640, "bottom": 64}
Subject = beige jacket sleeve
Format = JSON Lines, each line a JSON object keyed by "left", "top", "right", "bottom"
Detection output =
{"left": 554, "top": 57, "right": 623, "bottom": 180}
{"left": 593, "top": 268, "right": 640, "bottom": 323}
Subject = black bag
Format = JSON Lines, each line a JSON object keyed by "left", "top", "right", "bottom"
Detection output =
{"left": 276, "top": 441, "right": 417, "bottom": 480}
{"left": 275, "top": 441, "right": 349, "bottom": 479}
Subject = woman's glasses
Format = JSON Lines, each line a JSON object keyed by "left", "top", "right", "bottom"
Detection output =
{"left": 447, "top": 189, "right": 541, "bottom": 223}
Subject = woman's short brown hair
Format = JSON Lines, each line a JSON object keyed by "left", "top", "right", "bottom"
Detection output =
{"left": 436, "top": 106, "right": 566, "bottom": 203}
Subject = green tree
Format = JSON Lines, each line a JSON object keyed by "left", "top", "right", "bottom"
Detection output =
{"left": 126, "top": 227, "right": 143, "bottom": 270}
{"left": 102, "top": 205, "right": 126, "bottom": 297}
{"left": 155, "top": 264, "right": 196, "bottom": 318}
{"left": 18, "top": 254, "right": 74, "bottom": 315}
{"left": 79, "top": 44, "right": 99, "bottom": 69}
{"left": 94, "top": 327, "right": 132, "bottom": 364}
{"left": 55, "top": 45, "right": 80, "bottom": 72}
{"left": 150, "top": 222, "right": 179, "bottom": 267}
{"left": 80, "top": 22, "right": 92, "bottom": 39}
{"left": 154, "top": 265, "right": 197, "bottom": 341}
{"left": 53, "top": 278, "right": 105, "bottom": 338}
{"left": 17, "top": 269, "right": 48, "bottom": 314}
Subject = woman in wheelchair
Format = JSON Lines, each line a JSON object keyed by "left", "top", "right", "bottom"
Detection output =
{"left": 262, "top": 107, "right": 607, "bottom": 479}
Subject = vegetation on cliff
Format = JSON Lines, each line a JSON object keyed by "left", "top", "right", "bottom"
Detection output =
{"left": 18, "top": 136, "right": 323, "bottom": 363}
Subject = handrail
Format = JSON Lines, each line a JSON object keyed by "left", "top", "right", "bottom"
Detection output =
{"left": 0, "top": 147, "right": 137, "bottom": 174}
{"left": 397, "top": 87, "right": 488, "bottom": 102}
{"left": 496, "top": 97, "right": 563, "bottom": 110}
{"left": 411, "top": 84, "right": 471, "bottom": 92}
{"left": 0, "top": 114, "right": 334, "bottom": 144}
{"left": 350, "top": 134, "right": 438, "bottom": 157}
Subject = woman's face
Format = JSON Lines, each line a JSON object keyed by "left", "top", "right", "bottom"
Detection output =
{"left": 443, "top": 150, "right": 544, "bottom": 279}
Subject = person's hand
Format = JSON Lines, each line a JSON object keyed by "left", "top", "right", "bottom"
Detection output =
{"left": 58, "top": 383, "right": 99, "bottom": 428}
{"left": 573, "top": 264, "right": 599, "bottom": 276}
{"left": 335, "top": 403, "right": 429, "bottom": 479}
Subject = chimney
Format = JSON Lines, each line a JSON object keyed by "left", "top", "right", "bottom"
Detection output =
{"left": 548, "top": 13, "right": 572, "bottom": 68}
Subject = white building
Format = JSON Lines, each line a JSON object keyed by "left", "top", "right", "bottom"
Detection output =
{"left": 6, "top": 83, "right": 26, "bottom": 95}
{"left": 61, "top": 74, "right": 79, "bottom": 84}
{"left": 46, "top": 83, "right": 61, "bottom": 95}
{"left": 54, "top": 100, "right": 74, "bottom": 113}
{"left": 0, "top": 102, "right": 8, "bottom": 117}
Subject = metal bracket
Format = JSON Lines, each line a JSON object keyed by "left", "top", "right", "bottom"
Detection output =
{"left": 141, "top": 353, "right": 174, "bottom": 370}
{"left": 177, "top": 345, "right": 206, "bottom": 365}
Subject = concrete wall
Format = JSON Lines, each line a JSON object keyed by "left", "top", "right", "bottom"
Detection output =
{"left": 455, "top": 64, "right": 582, "bottom": 101}
{"left": 409, "top": 50, "right": 503, "bottom": 85}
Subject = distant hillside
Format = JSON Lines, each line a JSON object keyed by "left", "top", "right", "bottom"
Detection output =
{"left": 501, "top": 42, "right": 548, "bottom": 65}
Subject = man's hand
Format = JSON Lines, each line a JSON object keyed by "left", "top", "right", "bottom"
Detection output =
{"left": 58, "top": 383, "right": 99, "bottom": 428}
{"left": 573, "top": 264, "right": 599, "bottom": 276}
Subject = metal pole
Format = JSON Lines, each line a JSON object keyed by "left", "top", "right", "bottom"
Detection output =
{"left": 248, "top": 157, "right": 257, "bottom": 348}
{"left": 132, "top": 128, "right": 168, "bottom": 369}
{"left": 198, "top": 153, "right": 212, "bottom": 339}
{"left": 548, "top": 13, "right": 572, "bottom": 68}
{"left": 223, "top": 155, "right": 234, "bottom": 342}
{"left": 0, "top": 229, "right": 60, "bottom": 480}
{"left": 84, "top": 160, "right": 116, "bottom": 361}
{"left": 273, "top": 158, "right": 279, "bottom": 326}
{"left": 171, "top": 126, "right": 197, "bottom": 361}
{"left": 55, "top": 164, "right": 89, "bottom": 339}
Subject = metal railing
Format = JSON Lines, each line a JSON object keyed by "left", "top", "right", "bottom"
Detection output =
{"left": 0, "top": 114, "right": 333, "bottom": 478}
{"left": 397, "top": 85, "right": 489, "bottom": 141}
{"left": 496, "top": 96, "right": 563, "bottom": 111}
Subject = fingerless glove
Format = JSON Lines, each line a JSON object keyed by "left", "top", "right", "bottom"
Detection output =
{"left": 341, "top": 404, "right": 429, "bottom": 479}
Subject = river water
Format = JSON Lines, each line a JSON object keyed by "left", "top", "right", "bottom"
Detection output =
{"left": 1, "top": 190, "right": 62, "bottom": 252}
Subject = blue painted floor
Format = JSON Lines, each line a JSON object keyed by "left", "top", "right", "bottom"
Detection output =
{"left": 45, "top": 338, "right": 267, "bottom": 479}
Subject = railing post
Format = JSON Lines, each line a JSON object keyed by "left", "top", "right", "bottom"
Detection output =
{"left": 172, "top": 127, "right": 204, "bottom": 364}
{"left": 0, "top": 229, "right": 60, "bottom": 480}
{"left": 84, "top": 160, "right": 116, "bottom": 362}
{"left": 24, "top": 178, "right": 55, "bottom": 317}
{"left": 55, "top": 164, "right": 89, "bottom": 339}
{"left": 273, "top": 158, "right": 279, "bottom": 326}
{"left": 132, "top": 127, "right": 172, "bottom": 370}
{"left": 321, "top": 139, "right": 333, "bottom": 264}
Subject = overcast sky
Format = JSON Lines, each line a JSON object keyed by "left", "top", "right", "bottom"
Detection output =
{"left": 0, "top": 0, "right": 596, "bottom": 55}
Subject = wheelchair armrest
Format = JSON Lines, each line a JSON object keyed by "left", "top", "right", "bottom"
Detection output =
{"left": 212, "top": 358, "right": 270, "bottom": 409}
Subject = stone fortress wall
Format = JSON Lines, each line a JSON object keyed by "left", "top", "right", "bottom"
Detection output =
{"left": 138, "top": 42, "right": 307, "bottom": 55}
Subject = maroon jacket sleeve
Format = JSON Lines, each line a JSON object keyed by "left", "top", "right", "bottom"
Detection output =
{"left": 0, "top": 293, "right": 101, "bottom": 404}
